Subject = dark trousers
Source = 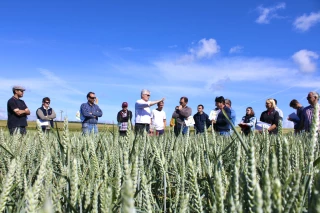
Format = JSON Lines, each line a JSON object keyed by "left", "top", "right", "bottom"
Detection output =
{"left": 9, "top": 127, "right": 27, "bottom": 135}
{"left": 135, "top": 123, "right": 150, "bottom": 135}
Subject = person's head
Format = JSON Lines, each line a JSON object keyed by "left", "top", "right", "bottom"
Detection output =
{"left": 246, "top": 107, "right": 255, "bottom": 116}
{"left": 141, "top": 89, "right": 151, "bottom": 101}
{"left": 307, "top": 91, "right": 319, "bottom": 106}
{"left": 197, "top": 104, "right": 204, "bottom": 113}
{"left": 179, "top": 97, "right": 188, "bottom": 107}
{"left": 289, "top": 99, "right": 300, "bottom": 109}
{"left": 157, "top": 101, "right": 164, "bottom": 109}
{"left": 265, "top": 98, "right": 276, "bottom": 110}
{"left": 215, "top": 96, "right": 225, "bottom": 109}
{"left": 12, "top": 86, "right": 25, "bottom": 98}
{"left": 87, "top": 92, "right": 96, "bottom": 104}
{"left": 274, "top": 99, "right": 278, "bottom": 105}
{"left": 42, "top": 97, "right": 51, "bottom": 108}
{"left": 225, "top": 99, "right": 232, "bottom": 109}
{"left": 122, "top": 102, "right": 128, "bottom": 110}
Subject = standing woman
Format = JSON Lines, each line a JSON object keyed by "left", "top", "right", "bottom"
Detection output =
{"left": 117, "top": 102, "right": 133, "bottom": 137}
{"left": 36, "top": 97, "right": 56, "bottom": 132}
{"left": 260, "top": 98, "right": 280, "bottom": 134}
{"left": 239, "top": 107, "right": 257, "bottom": 135}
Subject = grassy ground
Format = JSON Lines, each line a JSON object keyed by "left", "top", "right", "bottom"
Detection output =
{"left": 0, "top": 120, "right": 294, "bottom": 134}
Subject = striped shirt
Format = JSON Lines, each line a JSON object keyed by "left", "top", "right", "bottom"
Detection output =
{"left": 302, "top": 104, "right": 320, "bottom": 132}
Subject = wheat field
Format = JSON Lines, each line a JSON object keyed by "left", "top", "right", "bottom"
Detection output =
{"left": 0, "top": 114, "right": 319, "bottom": 212}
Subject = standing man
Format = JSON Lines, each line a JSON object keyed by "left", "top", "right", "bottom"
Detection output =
{"left": 117, "top": 102, "right": 133, "bottom": 137}
{"left": 225, "top": 99, "right": 236, "bottom": 132}
{"left": 151, "top": 101, "right": 166, "bottom": 136}
{"left": 7, "top": 86, "right": 30, "bottom": 135}
{"left": 80, "top": 92, "right": 103, "bottom": 134}
{"left": 36, "top": 97, "right": 56, "bottom": 132}
{"left": 172, "top": 97, "right": 192, "bottom": 136}
{"left": 212, "top": 96, "right": 231, "bottom": 136}
{"left": 135, "top": 89, "right": 165, "bottom": 135}
{"left": 288, "top": 99, "right": 304, "bottom": 134}
{"left": 274, "top": 99, "right": 284, "bottom": 121}
{"left": 193, "top": 104, "right": 210, "bottom": 134}
{"left": 301, "top": 92, "right": 320, "bottom": 132}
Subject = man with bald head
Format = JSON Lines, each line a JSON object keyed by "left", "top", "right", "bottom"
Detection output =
{"left": 301, "top": 91, "right": 320, "bottom": 132}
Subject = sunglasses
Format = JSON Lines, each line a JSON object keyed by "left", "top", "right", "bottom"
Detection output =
{"left": 144, "top": 94, "right": 150, "bottom": 97}
{"left": 45, "top": 102, "right": 50, "bottom": 104}
{"left": 89, "top": 96, "right": 96, "bottom": 99}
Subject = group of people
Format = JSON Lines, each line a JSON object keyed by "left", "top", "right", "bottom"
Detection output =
{"left": 6, "top": 85, "right": 320, "bottom": 136}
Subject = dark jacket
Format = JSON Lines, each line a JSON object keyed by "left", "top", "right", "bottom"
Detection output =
{"left": 117, "top": 110, "right": 133, "bottom": 123}
{"left": 260, "top": 109, "right": 279, "bottom": 134}
{"left": 214, "top": 106, "right": 231, "bottom": 132}
{"left": 193, "top": 112, "right": 211, "bottom": 133}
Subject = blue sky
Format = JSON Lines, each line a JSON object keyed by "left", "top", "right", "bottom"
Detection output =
{"left": 0, "top": 0, "right": 320, "bottom": 128}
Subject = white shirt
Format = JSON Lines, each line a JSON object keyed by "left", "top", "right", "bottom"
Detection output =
{"left": 135, "top": 99, "right": 151, "bottom": 124}
{"left": 275, "top": 106, "right": 283, "bottom": 120}
{"left": 151, "top": 109, "right": 166, "bottom": 130}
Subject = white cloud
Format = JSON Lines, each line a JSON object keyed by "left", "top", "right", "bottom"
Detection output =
{"left": 292, "top": 49, "right": 319, "bottom": 72}
{"left": 256, "top": 2, "right": 286, "bottom": 24}
{"left": 194, "top": 38, "right": 220, "bottom": 59}
{"left": 293, "top": 11, "right": 320, "bottom": 32}
{"left": 177, "top": 38, "right": 220, "bottom": 63}
{"left": 229, "top": 45, "right": 243, "bottom": 54}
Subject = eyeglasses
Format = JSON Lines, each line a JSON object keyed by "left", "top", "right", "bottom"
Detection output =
{"left": 179, "top": 102, "right": 184, "bottom": 104}
{"left": 89, "top": 96, "right": 96, "bottom": 99}
{"left": 45, "top": 102, "right": 50, "bottom": 104}
{"left": 144, "top": 94, "right": 150, "bottom": 97}
{"left": 18, "top": 90, "right": 24, "bottom": 92}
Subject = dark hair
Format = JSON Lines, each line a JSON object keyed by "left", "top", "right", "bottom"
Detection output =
{"left": 215, "top": 96, "right": 225, "bottom": 104}
{"left": 180, "top": 97, "right": 188, "bottom": 103}
{"left": 225, "top": 99, "right": 232, "bottom": 106}
{"left": 198, "top": 104, "right": 204, "bottom": 109}
{"left": 87, "top": 92, "right": 95, "bottom": 98}
{"left": 246, "top": 107, "right": 255, "bottom": 116}
{"left": 289, "top": 99, "right": 299, "bottom": 107}
{"left": 157, "top": 101, "right": 164, "bottom": 106}
{"left": 42, "top": 97, "right": 50, "bottom": 103}
{"left": 274, "top": 99, "right": 278, "bottom": 105}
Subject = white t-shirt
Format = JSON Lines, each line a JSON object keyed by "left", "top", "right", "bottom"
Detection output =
{"left": 135, "top": 99, "right": 151, "bottom": 124}
{"left": 151, "top": 109, "right": 166, "bottom": 130}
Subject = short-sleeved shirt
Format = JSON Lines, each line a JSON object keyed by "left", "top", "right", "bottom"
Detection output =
{"left": 7, "top": 97, "right": 28, "bottom": 128}
{"left": 151, "top": 109, "right": 166, "bottom": 130}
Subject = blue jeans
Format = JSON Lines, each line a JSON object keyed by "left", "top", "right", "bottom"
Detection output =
{"left": 219, "top": 131, "right": 230, "bottom": 136}
{"left": 82, "top": 123, "right": 98, "bottom": 135}
{"left": 174, "top": 124, "right": 189, "bottom": 136}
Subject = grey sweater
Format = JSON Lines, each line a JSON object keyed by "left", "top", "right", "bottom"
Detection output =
{"left": 172, "top": 106, "right": 192, "bottom": 125}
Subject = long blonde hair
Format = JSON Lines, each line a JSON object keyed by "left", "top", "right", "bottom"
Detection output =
{"left": 266, "top": 98, "right": 276, "bottom": 108}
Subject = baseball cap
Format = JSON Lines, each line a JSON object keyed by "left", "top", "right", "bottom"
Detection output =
{"left": 122, "top": 102, "right": 128, "bottom": 107}
{"left": 12, "top": 86, "right": 26, "bottom": 91}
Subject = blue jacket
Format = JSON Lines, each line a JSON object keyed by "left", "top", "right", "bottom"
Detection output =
{"left": 193, "top": 112, "right": 210, "bottom": 133}
{"left": 80, "top": 102, "right": 103, "bottom": 124}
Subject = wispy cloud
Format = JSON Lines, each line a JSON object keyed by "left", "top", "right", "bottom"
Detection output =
{"left": 255, "top": 2, "right": 286, "bottom": 24}
{"left": 292, "top": 49, "right": 319, "bottom": 72}
{"left": 120, "top": 47, "right": 135, "bottom": 51}
{"left": 293, "top": 11, "right": 320, "bottom": 32}
{"left": 229, "top": 45, "right": 243, "bottom": 54}
{"left": 168, "top": 45, "right": 178, "bottom": 48}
